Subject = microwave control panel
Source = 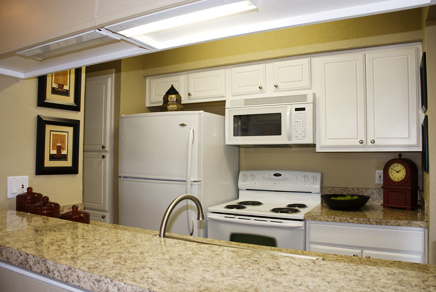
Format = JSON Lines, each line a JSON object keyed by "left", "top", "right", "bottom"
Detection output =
{"left": 291, "top": 104, "right": 313, "bottom": 143}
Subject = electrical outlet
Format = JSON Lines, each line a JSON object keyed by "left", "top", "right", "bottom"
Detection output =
{"left": 375, "top": 170, "right": 383, "bottom": 184}
{"left": 7, "top": 176, "right": 29, "bottom": 199}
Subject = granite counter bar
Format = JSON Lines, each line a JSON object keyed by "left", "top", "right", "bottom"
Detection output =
{"left": 305, "top": 203, "right": 427, "bottom": 228}
{"left": 0, "top": 208, "right": 435, "bottom": 291}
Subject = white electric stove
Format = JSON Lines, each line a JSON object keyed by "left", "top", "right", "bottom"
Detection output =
{"left": 207, "top": 170, "right": 322, "bottom": 250}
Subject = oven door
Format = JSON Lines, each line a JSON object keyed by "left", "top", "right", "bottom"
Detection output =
{"left": 225, "top": 104, "right": 313, "bottom": 145}
{"left": 207, "top": 213, "right": 305, "bottom": 250}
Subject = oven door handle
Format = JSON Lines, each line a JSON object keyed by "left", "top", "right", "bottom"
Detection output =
{"left": 207, "top": 213, "right": 304, "bottom": 229}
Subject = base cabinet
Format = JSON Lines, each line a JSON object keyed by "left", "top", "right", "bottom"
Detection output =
{"left": 306, "top": 221, "right": 427, "bottom": 263}
{"left": 86, "top": 209, "right": 109, "bottom": 223}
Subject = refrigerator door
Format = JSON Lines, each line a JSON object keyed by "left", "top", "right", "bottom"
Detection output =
{"left": 119, "top": 112, "right": 200, "bottom": 181}
{"left": 119, "top": 178, "right": 204, "bottom": 237}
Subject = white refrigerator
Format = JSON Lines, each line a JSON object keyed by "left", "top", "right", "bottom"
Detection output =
{"left": 119, "top": 111, "right": 239, "bottom": 237}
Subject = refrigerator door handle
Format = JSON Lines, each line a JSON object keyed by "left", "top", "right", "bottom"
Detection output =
{"left": 186, "top": 127, "right": 195, "bottom": 235}
{"left": 186, "top": 127, "right": 194, "bottom": 194}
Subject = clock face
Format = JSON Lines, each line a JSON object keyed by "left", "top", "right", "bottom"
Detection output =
{"left": 388, "top": 163, "right": 407, "bottom": 182}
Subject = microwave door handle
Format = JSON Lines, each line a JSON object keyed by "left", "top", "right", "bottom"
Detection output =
{"left": 286, "top": 108, "right": 292, "bottom": 141}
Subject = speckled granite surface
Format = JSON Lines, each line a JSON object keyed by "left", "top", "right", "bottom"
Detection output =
{"left": 307, "top": 187, "right": 427, "bottom": 228}
{"left": 0, "top": 208, "right": 435, "bottom": 292}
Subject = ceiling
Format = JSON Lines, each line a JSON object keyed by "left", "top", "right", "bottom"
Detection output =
{"left": 1, "top": 0, "right": 435, "bottom": 78}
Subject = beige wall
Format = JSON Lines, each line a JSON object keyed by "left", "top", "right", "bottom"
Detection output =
{"left": 135, "top": 8, "right": 423, "bottom": 189}
{"left": 0, "top": 71, "right": 85, "bottom": 209}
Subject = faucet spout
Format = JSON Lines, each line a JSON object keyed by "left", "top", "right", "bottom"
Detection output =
{"left": 159, "top": 194, "right": 205, "bottom": 238}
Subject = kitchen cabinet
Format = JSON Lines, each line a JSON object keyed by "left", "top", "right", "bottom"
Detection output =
{"left": 83, "top": 70, "right": 114, "bottom": 223}
{"left": 316, "top": 44, "right": 421, "bottom": 152}
{"left": 306, "top": 221, "right": 427, "bottom": 263}
{"left": 272, "top": 58, "right": 311, "bottom": 92}
{"left": 231, "top": 64, "right": 266, "bottom": 96}
{"left": 147, "top": 74, "right": 185, "bottom": 106}
{"left": 87, "top": 209, "right": 109, "bottom": 223}
{"left": 146, "top": 69, "right": 226, "bottom": 106}
{"left": 187, "top": 69, "right": 226, "bottom": 101}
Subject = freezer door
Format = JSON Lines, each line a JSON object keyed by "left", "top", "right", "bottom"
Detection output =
{"left": 119, "top": 178, "right": 204, "bottom": 237}
{"left": 119, "top": 112, "right": 200, "bottom": 181}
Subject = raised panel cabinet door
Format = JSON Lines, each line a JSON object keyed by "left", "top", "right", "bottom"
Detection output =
{"left": 272, "top": 58, "right": 311, "bottom": 91}
{"left": 83, "top": 152, "right": 108, "bottom": 212}
{"left": 231, "top": 64, "right": 266, "bottom": 96}
{"left": 366, "top": 47, "right": 420, "bottom": 148}
{"left": 187, "top": 69, "right": 226, "bottom": 101}
{"left": 147, "top": 74, "right": 185, "bottom": 106}
{"left": 317, "top": 53, "right": 366, "bottom": 148}
{"left": 87, "top": 210, "right": 109, "bottom": 223}
{"left": 84, "top": 72, "right": 113, "bottom": 152}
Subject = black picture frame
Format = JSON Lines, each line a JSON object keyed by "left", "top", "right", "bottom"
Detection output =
{"left": 36, "top": 115, "right": 80, "bottom": 175}
{"left": 420, "top": 52, "right": 428, "bottom": 113}
{"left": 37, "top": 68, "right": 82, "bottom": 111}
{"left": 422, "top": 115, "right": 429, "bottom": 173}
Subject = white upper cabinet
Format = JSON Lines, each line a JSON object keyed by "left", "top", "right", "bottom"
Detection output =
{"left": 316, "top": 44, "right": 421, "bottom": 152}
{"left": 231, "top": 64, "right": 266, "bottom": 96}
{"left": 366, "top": 47, "right": 420, "bottom": 148}
{"left": 147, "top": 74, "right": 185, "bottom": 107}
{"left": 317, "top": 53, "right": 366, "bottom": 149}
{"left": 187, "top": 69, "right": 226, "bottom": 101}
{"left": 272, "top": 58, "right": 311, "bottom": 92}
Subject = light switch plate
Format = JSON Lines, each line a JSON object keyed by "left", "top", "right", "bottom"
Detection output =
{"left": 7, "top": 176, "right": 29, "bottom": 199}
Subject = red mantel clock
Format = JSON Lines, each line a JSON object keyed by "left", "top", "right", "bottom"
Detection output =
{"left": 382, "top": 154, "right": 419, "bottom": 210}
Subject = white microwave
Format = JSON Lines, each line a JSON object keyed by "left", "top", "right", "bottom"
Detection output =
{"left": 225, "top": 94, "right": 314, "bottom": 146}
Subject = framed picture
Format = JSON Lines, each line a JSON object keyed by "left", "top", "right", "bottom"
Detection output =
{"left": 36, "top": 115, "right": 80, "bottom": 175}
{"left": 420, "top": 52, "right": 428, "bottom": 113}
{"left": 37, "top": 68, "right": 82, "bottom": 111}
{"left": 422, "top": 115, "right": 429, "bottom": 173}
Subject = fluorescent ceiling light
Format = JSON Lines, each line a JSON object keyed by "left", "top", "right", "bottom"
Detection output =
{"left": 118, "top": 0, "right": 258, "bottom": 40}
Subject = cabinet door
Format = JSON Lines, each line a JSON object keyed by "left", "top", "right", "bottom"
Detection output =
{"left": 83, "top": 152, "right": 108, "bottom": 212}
{"left": 231, "top": 64, "right": 266, "bottom": 96}
{"left": 147, "top": 74, "right": 185, "bottom": 106}
{"left": 272, "top": 58, "right": 311, "bottom": 91}
{"left": 317, "top": 53, "right": 366, "bottom": 148}
{"left": 362, "top": 250, "right": 424, "bottom": 263}
{"left": 187, "top": 69, "right": 225, "bottom": 101}
{"left": 84, "top": 72, "right": 112, "bottom": 152}
{"left": 366, "top": 47, "right": 420, "bottom": 148}
{"left": 86, "top": 209, "right": 109, "bottom": 223}
{"left": 308, "top": 244, "right": 362, "bottom": 257}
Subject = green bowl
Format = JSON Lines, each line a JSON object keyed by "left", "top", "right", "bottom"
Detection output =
{"left": 321, "top": 194, "right": 370, "bottom": 211}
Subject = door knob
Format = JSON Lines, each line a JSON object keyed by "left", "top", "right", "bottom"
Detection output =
{"left": 274, "top": 84, "right": 278, "bottom": 88}
{"left": 102, "top": 145, "right": 106, "bottom": 149}
{"left": 370, "top": 139, "right": 375, "bottom": 144}
{"left": 258, "top": 85, "right": 263, "bottom": 89}
{"left": 102, "top": 155, "right": 106, "bottom": 159}
{"left": 359, "top": 140, "right": 364, "bottom": 144}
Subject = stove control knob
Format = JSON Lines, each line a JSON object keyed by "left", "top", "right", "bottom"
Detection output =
{"left": 311, "top": 176, "right": 317, "bottom": 183}
{"left": 241, "top": 174, "right": 248, "bottom": 181}
{"left": 302, "top": 175, "right": 308, "bottom": 182}
{"left": 250, "top": 174, "right": 256, "bottom": 180}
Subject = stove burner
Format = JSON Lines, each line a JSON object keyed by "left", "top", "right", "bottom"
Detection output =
{"left": 238, "top": 201, "right": 263, "bottom": 206}
{"left": 270, "top": 207, "right": 301, "bottom": 214}
{"left": 286, "top": 203, "right": 308, "bottom": 208}
{"left": 225, "top": 204, "right": 246, "bottom": 209}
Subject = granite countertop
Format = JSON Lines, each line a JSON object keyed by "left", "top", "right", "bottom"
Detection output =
{"left": 305, "top": 203, "right": 427, "bottom": 228}
{"left": 1, "top": 208, "right": 435, "bottom": 292}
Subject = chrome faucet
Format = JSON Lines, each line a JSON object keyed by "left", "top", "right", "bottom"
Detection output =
{"left": 159, "top": 194, "right": 205, "bottom": 237}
